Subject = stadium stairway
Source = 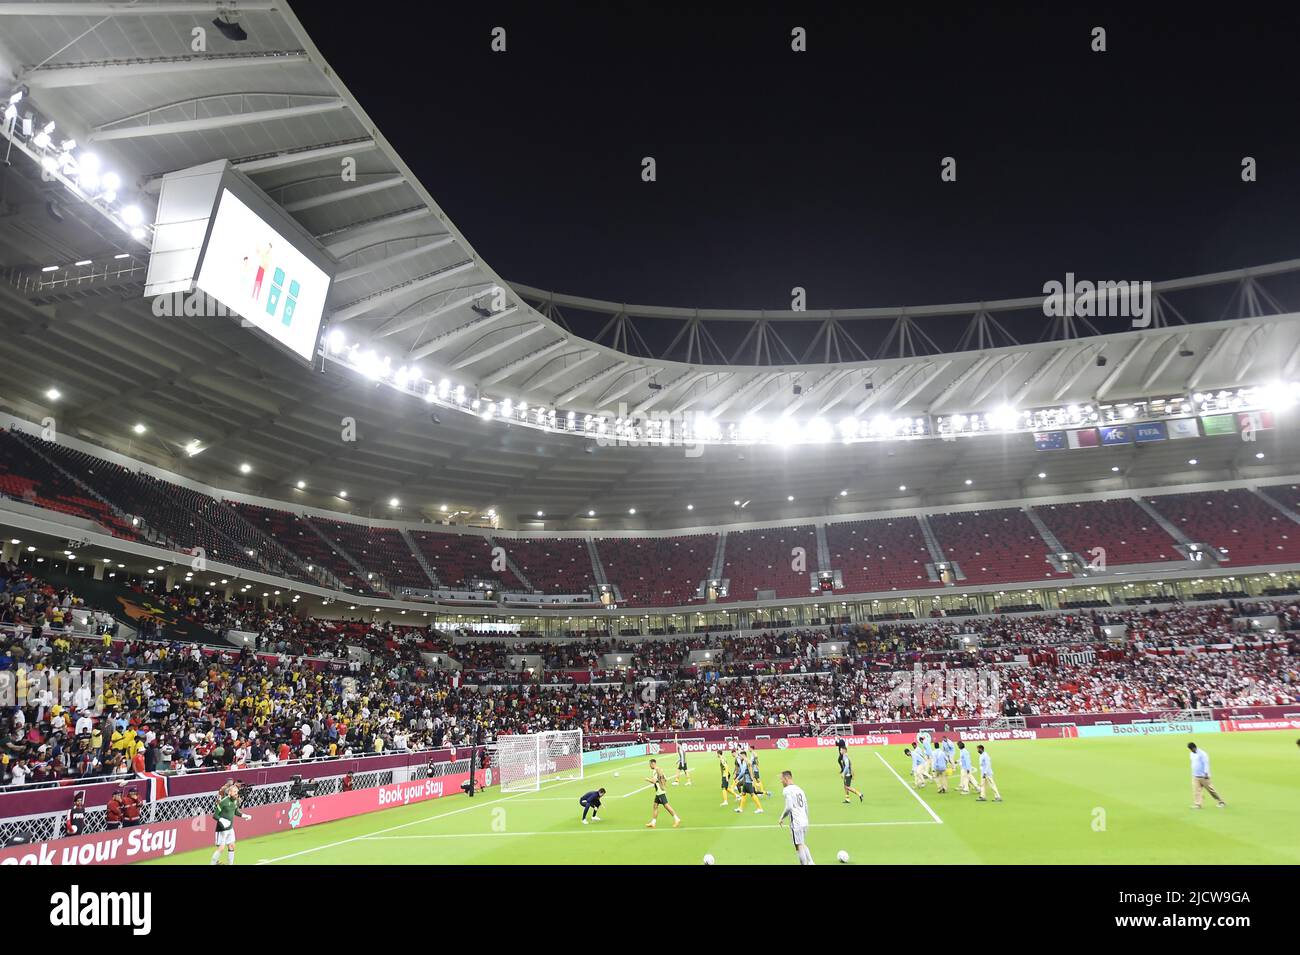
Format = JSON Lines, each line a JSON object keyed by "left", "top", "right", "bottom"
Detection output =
{"left": 814, "top": 523, "right": 832, "bottom": 571}
{"left": 1132, "top": 496, "right": 1193, "bottom": 547}
{"left": 1022, "top": 507, "right": 1080, "bottom": 577}
{"left": 585, "top": 537, "right": 609, "bottom": 587}
{"left": 400, "top": 527, "right": 443, "bottom": 588}
{"left": 223, "top": 500, "right": 328, "bottom": 585}
{"left": 710, "top": 531, "right": 728, "bottom": 580}
{"left": 1250, "top": 485, "right": 1300, "bottom": 525}
{"left": 917, "top": 514, "right": 947, "bottom": 565}
{"left": 485, "top": 533, "right": 533, "bottom": 590}
{"left": 302, "top": 515, "right": 387, "bottom": 593}
{"left": 11, "top": 430, "right": 168, "bottom": 546}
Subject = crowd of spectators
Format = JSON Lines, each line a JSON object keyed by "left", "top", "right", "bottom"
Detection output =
{"left": 2, "top": 560, "right": 1297, "bottom": 789}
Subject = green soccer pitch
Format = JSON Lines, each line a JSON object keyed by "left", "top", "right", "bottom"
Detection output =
{"left": 143, "top": 730, "right": 1300, "bottom": 866}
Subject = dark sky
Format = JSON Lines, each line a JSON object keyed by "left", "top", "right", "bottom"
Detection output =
{"left": 296, "top": 4, "right": 1300, "bottom": 311}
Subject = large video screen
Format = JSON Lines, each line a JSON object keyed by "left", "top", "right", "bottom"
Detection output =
{"left": 195, "top": 189, "right": 331, "bottom": 362}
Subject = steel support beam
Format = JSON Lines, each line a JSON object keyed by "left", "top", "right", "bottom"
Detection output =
{"left": 282, "top": 175, "right": 406, "bottom": 213}
{"left": 89, "top": 99, "right": 346, "bottom": 142}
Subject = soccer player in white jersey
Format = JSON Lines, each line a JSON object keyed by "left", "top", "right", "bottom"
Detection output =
{"left": 777, "top": 770, "right": 814, "bottom": 865}
{"left": 673, "top": 736, "right": 691, "bottom": 786}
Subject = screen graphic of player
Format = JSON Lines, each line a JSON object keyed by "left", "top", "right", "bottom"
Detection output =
{"left": 644, "top": 759, "right": 681, "bottom": 829}
{"left": 251, "top": 242, "right": 273, "bottom": 301}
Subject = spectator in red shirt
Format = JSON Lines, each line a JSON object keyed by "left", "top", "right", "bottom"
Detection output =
{"left": 105, "top": 786, "right": 125, "bottom": 830}
{"left": 122, "top": 788, "right": 143, "bottom": 826}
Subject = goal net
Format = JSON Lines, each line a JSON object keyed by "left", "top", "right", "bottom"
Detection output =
{"left": 497, "top": 730, "right": 584, "bottom": 793}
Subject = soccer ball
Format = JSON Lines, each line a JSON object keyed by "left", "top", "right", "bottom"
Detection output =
{"left": 836, "top": 850, "right": 850, "bottom": 864}
{"left": 703, "top": 854, "right": 715, "bottom": 865}
{"left": 613, "top": 772, "right": 619, "bottom": 778}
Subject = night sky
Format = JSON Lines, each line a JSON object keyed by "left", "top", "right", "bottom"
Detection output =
{"left": 296, "top": 5, "right": 1300, "bottom": 312}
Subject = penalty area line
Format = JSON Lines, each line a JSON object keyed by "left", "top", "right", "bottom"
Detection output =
{"left": 359, "top": 819, "right": 940, "bottom": 840}
{"left": 253, "top": 761, "right": 631, "bottom": 864}
{"left": 875, "top": 751, "right": 943, "bottom": 824}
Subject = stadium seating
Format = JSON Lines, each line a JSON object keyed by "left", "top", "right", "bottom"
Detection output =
{"left": 410, "top": 530, "right": 523, "bottom": 591}
{"left": 303, "top": 518, "right": 431, "bottom": 591}
{"left": 21, "top": 434, "right": 288, "bottom": 575}
{"left": 502, "top": 537, "right": 595, "bottom": 594}
{"left": 596, "top": 534, "right": 717, "bottom": 606}
{"left": 927, "top": 508, "right": 1055, "bottom": 584}
{"left": 823, "top": 517, "right": 940, "bottom": 593}
{"left": 5, "top": 431, "right": 1300, "bottom": 603}
{"left": 1259, "top": 483, "right": 1300, "bottom": 514}
{"left": 719, "top": 524, "right": 820, "bottom": 600}
{"left": 1147, "top": 489, "right": 1300, "bottom": 565}
{"left": 1034, "top": 499, "right": 1181, "bottom": 566}
{"left": 230, "top": 502, "right": 368, "bottom": 590}
{"left": 0, "top": 431, "right": 139, "bottom": 540}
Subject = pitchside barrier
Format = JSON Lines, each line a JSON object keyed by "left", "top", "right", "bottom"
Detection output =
{"left": 0, "top": 747, "right": 476, "bottom": 845}
{"left": 0, "top": 766, "right": 488, "bottom": 866}
{"left": 4, "top": 709, "right": 1297, "bottom": 865}
{"left": 3, "top": 704, "right": 1295, "bottom": 840}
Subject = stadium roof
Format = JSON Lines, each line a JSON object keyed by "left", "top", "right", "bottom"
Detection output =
{"left": 1, "top": 1, "right": 1299, "bottom": 527}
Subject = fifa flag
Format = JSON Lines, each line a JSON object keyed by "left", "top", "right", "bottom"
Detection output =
{"left": 1067, "top": 428, "right": 1100, "bottom": 449}
{"left": 1237, "top": 410, "right": 1274, "bottom": 435}
{"left": 1134, "top": 422, "right": 1167, "bottom": 443}
{"left": 1034, "top": 431, "right": 1066, "bottom": 450}
{"left": 1099, "top": 425, "right": 1132, "bottom": 446}
{"left": 1166, "top": 417, "right": 1200, "bottom": 440}
{"left": 1201, "top": 413, "right": 1237, "bottom": 437}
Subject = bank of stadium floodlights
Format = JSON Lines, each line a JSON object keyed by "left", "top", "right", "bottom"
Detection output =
{"left": 1, "top": 85, "right": 150, "bottom": 248}
{"left": 322, "top": 322, "right": 1299, "bottom": 450}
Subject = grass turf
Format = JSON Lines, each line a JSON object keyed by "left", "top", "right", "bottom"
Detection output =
{"left": 143, "top": 730, "right": 1300, "bottom": 865}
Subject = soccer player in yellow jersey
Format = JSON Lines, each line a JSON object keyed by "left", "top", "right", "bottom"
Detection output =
{"left": 644, "top": 759, "right": 681, "bottom": 828}
{"left": 747, "top": 747, "right": 768, "bottom": 795}
{"left": 718, "top": 749, "right": 736, "bottom": 806}
{"left": 733, "top": 751, "right": 764, "bottom": 814}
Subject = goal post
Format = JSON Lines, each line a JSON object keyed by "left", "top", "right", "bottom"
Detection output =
{"left": 497, "top": 730, "right": 584, "bottom": 793}
{"left": 539, "top": 729, "right": 583, "bottom": 786}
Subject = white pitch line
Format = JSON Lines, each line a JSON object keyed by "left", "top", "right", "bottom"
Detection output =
{"left": 359, "top": 820, "right": 939, "bottom": 840}
{"left": 254, "top": 762, "right": 630, "bottom": 865}
{"left": 874, "top": 751, "right": 943, "bottom": 824}
{"left": 619, "top": 784, "right": 651, "bottom": 798}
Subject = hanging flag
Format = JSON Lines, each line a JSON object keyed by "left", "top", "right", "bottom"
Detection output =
{"left": 1034, "top": 431, "right": 1066, "bottom": 450}
{"left": 1237, "top": 410, "right": 1274, "bottom": 434}
{"left": 136, "top": 771, "right": 169, "bottom": 801}
{"left": 1067, "top": 428, "right": 1100, "bottom": 448}
{"left": 1100, "top": 425, "right": 1132, "bottom": 446}
{"left": 1166, "top": 417, "right": 1200, "bottom": 440}
{"left": 1134, "top": 422, "right": 1167, "bottom": 443}
{"left": 1201, "top": 414, "right": 1237, "bottom": 436}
